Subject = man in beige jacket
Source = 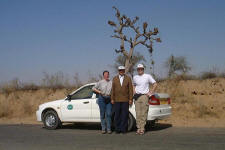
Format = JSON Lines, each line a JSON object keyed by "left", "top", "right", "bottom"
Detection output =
{"left": 111, "top": 66, "right": 133, "bottom": 134}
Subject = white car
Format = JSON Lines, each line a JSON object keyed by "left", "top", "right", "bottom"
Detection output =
{"left": 36, "top": 83, "right": 172, "bottom": 131}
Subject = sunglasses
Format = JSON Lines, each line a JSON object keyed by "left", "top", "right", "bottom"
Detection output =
{"left": 137, "top": 68, "right": 144, "bottom": 70}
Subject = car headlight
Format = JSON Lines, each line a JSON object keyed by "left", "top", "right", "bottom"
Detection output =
{"left": 38, "top": 104, "right": 44, "bottom": 111}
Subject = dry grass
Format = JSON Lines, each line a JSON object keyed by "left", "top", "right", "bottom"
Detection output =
{"left": 0, "top": 77, "right": 225, "bottom": 127}
{"left": 0, "top": 89, "right": 70, "bottom": 119}
{"left": 157, "top": 77, "right": 225, "bottom": 127}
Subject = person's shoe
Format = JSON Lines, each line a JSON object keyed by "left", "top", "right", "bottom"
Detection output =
{"left": 139, "top": 130, "right": 145, "bottom": 135}
{"left": 136, "top": 129, "right": 141, "bottom": 135}
{"left": 101, "top": 130, "right": 106, "bottom": 134}
{"left": 115, "top": 131, "right": 121, "bottom": 134}
{"left": 121, "top": 131, "right": 126, "bottom": 135}
{"left": 107, "top": 130, "right": 112, "bottom": 134}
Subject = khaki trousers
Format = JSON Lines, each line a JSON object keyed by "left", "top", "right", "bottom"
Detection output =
{"left": 135, "top": 95, "right": 149, "bottom": 131}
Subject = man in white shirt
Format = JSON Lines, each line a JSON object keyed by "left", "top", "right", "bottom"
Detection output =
{"left": 133, "top": 64, "right": 157, "bottom": 135}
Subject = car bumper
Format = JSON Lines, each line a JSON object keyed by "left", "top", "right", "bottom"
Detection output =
{"left": 36, "top": 110, "right": 42, "bottom": 122}
{"left": 147, "top": 105, "right": 172, "bottom": 120}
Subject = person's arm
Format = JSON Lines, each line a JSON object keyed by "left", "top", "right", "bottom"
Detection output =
{"left": 147, "top": 75, "right": 157, "bottom": 97}
{"left": 148, "top": 82, "right": 157, "bottom": 96}
{"left": 133, "top": 85, "right": 136, "bottom": 94}
{"left": 133, "top": 76, "right": 136, "bottom": 94}
{"left": 111, "top": 78, "right": 115, "bottom": 104}
{"left": 128, "top": 77, "right": 133, "bottom": 105}
{"left": 92, "top": 82, "right": 102, "bottom": 95}
{"left": 93, "top": 88, "right": 102, "bottom": 95}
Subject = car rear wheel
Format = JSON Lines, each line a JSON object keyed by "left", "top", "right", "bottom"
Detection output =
{"left": 43, "top": 110, "right": 61, "bottom": 130}
{"left": 128, "top": 113, "right": 135, "bottom": 131}
{"left": 146, "top": 120, "right": 156, "bottom": 130}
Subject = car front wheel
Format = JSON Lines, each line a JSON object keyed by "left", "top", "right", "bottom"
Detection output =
{"left": 43, "top": 110, "right": 61, "bottom": 130}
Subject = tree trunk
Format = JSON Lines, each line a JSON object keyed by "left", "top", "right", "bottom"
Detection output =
{"left": 124, "top": 58, "right": 131, "bottom": 74}
{"left": 124, "top": 48, "right": 134, "bottom": 74}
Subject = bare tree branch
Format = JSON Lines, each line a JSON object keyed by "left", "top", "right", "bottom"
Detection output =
{"left": 108, "top": 6, "right": 161, "bottom": 73}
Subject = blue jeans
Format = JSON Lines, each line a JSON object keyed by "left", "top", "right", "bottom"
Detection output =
{"left": 98, "top": 95, "right": 112, "bottom": 131}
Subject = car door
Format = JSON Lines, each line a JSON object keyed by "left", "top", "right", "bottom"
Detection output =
{"left": 91, "top": 93, "right": 101, "bottom": 121}
{"left": 60, "top": 85, "right": 94, "bottom": 121}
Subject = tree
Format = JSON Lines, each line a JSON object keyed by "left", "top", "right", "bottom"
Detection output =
{"left": 41, "top": 71, "right": 69, "bottom": 88}
{"left": 108, "top": 6, "right": 161, "bottom": 73}
{"left": 113, "top": 51, "right": 146, "bottom": 76}
{"left": 73, "top": 73, "right": 82, "bottom": 88}
{"left": 87, "top": 70, "right": 102, "bottom": 83}
{"left": 165, "top": 55, "right": 191, "bottom": 77}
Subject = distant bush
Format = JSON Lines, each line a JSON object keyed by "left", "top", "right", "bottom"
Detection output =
{"left": 0, "top": 78, "right": 42, "bottom": 95}
{"left": 199, "top": 67, "right": 225, "bottom": 80}
{"left": 41, "top": 71, "right": 70, "bottom": 89}
{"left": 164, "top": 55, "right": 191, "bottom": 77}
{"left": 155, "top": 77, "right": 166, "bottom": 83}
{"left": 0, "top": 78, "right": 22, "bottom": 95}
{"left": 200, "top": 71, "right": 217, "bottom": 80}
{"left": 159, "top": 74, "right": 199, "bottom": 82}
{"left": 218, "top": 71, "right": 225, "bottom": 78}
{"left": 1, "top": 68, "right": 224, "bottom": 95}
{"left": 0, "top": 72, "right": 75, "bottom": 94}
{"left": 163, "top": 69, "right": 225, "bottom": 81}
{"left": 175, "top": 74, "right": 198, "bottom": 81}
{"left": 21, "top": 83, "right": 39, "bottom": 91}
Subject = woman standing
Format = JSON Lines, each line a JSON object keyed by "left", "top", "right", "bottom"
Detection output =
{"left": 92, "top": 71, "right": 112, "bottom": 134}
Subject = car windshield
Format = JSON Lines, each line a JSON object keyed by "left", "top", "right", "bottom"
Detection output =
{"left": 70, "top": 85, "right": 94, "bottom": 100}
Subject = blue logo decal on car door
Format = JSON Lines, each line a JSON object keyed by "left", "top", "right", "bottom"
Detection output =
{"left": 67, "top": 104, "right": 73, "bottom": 110}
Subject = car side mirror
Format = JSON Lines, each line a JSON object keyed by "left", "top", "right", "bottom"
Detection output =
{"left": 66, "top": 95, "right": 72, "bottom": 101}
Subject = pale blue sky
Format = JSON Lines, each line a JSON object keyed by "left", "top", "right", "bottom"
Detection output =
{"left": 0, "top": 0, "right": 225, "bottom": 83}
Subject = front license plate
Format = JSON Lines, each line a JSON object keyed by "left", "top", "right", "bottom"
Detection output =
{"left": 160, "top": 101, "right": 168, "bottom": 105}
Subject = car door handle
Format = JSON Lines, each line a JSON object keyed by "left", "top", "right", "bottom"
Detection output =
{"left": 83, "top": 101, "right": 89, "bottom": 104}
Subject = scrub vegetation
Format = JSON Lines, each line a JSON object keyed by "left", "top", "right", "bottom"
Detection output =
{"left": 0, "top": 70, "right": 225, "bottom": 127}
{"left": 157, "top": 76, "right": 225, "bottom": 127}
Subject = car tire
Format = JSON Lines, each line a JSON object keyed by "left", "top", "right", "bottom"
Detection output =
{"left": 112, "top": 112, "right": 135, "bottom": 132}
{"left": 146, "top": 120, "right": 156, "bottom": 130}
{"left": 43, "top": 110, "right": 61, "bottom": 130}
{"left": 149, "top": 120, "right": 156, "bottom": 128}
{"left": 128, "top": 113, "right": 135, "bottom": 131}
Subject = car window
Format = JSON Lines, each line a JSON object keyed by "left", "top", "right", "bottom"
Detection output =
{"left": 71, "top": 85, "right": 94, "bottom": 100}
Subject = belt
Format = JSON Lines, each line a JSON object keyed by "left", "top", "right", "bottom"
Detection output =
{"left": 101, "top": 94, "right": 111, "bottom": 97}
{"left": 133, "top": 94, "right": 145, "bottom": 101}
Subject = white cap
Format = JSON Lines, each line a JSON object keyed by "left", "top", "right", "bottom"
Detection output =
{"left": 118, "top": 66, "right": 125, "bottom": 70}
{"left": 137, "top": 64, "right": 144, "bottom": 69}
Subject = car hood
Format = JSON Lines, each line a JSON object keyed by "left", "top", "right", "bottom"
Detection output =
{"left": 39, "top": 99, "right": 65, "bottom": 108}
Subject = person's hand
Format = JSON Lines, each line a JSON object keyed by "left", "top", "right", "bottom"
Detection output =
{"left": 147, "top": 91, "right": 154, "bottom": 97}
{"left": 129, "top": 100, "right": 133, "bottom": 105}
{"left": 111, "top": 100, "right": 115, "bottom": 104}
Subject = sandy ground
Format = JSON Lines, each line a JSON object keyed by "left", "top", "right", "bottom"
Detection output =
{"left": 0, "top": 78, "right": 225, "bottom": 127}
